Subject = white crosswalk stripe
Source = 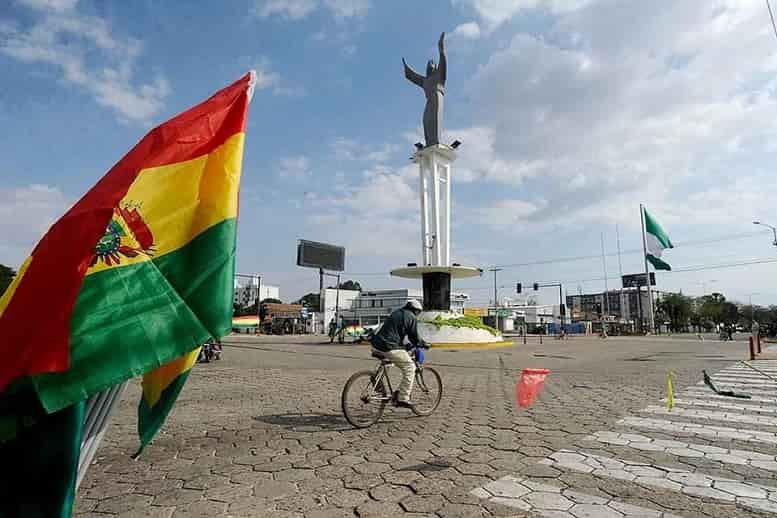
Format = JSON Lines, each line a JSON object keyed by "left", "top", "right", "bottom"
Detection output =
{"left": 618, "top": 416, "right": 777, "bottom": 445}
{"left": 684, "top": 386, "right": 777, "bottom": 397}
{"left": 664, "top": 397, "right": 777, "bottom": 414}
{"left": 470, "top": 361, "right": 777, "bottom": 516}
{"left": 701, "top": 378, "right": 777, "bottom": 388}
{"left": 680, "top": 388, "right": 777, "bottom": 402}
{"left": 587, "top": 431, "right": 777, "bottom": 470}
{"left": 540, "top": 449, "right": 777, "bottom": 514}
{"left": 643, "top": 404, "right": 777, "bottom": 427}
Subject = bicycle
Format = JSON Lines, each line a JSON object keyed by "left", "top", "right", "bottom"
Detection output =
{"left": 341, "top": 344, "right": 443, "bottom": 428}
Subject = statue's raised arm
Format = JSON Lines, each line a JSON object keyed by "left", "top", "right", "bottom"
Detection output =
{"left": 403, "top": 58, "right": 424, "bottom": 88}
{"left": 438, "top": 32, "right": 446, "bottom": 84}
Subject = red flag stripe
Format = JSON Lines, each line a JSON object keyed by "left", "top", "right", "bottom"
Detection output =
{"left": 0, "top": 73, "right": 251, "bottom": 393}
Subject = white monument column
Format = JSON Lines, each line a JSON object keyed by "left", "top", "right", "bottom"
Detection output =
{"left": 444, "top": 163, "right": 451, "bottom": 266}
{"left": 415, "top": 145, "right": 457, "bottom": 268}
{"left": 419, "top": 158, "right": 430, "bottom": 265}
{"left": 431, "top": 155, "right": 442, "bottom": 265}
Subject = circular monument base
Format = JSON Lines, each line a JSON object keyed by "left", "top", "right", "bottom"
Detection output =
{"left": 390, "top": 265, "right": 482, "bottom": 279}
{"left": 417, "top": 311, "right": 509, "bottom": 348}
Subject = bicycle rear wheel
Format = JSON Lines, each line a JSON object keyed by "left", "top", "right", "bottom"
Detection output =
{"left": 412, "top": 366, "right": 443, "bottom": 416}
{"left": 342, "top": 370, "right": 388, "bottom": 428}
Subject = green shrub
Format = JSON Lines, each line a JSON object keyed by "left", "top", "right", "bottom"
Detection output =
{"left": 421, "top": 315, "right": 499, "bottom": 336}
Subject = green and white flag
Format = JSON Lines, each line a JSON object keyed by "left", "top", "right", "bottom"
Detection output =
{"left": 644, "top": 208, "right": 674, "bottom": 271}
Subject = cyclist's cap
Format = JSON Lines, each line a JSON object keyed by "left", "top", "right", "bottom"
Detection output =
{"left": 405, "top": 299, "right": 423, "bottom": 312}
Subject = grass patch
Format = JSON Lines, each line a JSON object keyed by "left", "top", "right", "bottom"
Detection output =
{"left": 421, "top": 315, "right": 499, "bottom": 336}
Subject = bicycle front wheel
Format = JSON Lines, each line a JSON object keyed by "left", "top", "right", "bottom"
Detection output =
{"left": 412, "top": 366, "right": 443, "bottom": 416}
{"left": 342, "top": 370, "right": 387, "bottom": 428}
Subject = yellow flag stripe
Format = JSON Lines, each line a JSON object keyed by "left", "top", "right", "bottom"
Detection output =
{"left": 142, "top": 347, "right": 201, "bottom": 407}
{"left": 87, "top": 132, "right": 244, "bottom": 276}
{"left": 0, "top": 257, "right": 32, "bottom": 318}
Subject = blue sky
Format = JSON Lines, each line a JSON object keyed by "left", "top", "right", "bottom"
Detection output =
{"left": 3, "top": 0, "right": 777, "bottom": 306}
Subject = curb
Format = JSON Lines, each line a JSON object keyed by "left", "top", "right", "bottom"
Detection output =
{"left": 430, "top": 340, "right": 514, "bottom": 349}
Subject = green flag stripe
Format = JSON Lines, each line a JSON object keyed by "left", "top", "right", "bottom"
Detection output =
{"left": 0, "top": 398, "right": 85, "bottom": 518}
{"left": 33, "top": 218, "right": 236, "bottom": 413}
{"left": 647, "top": 254, "right": 672, "bottom": 271}
{"left": 135, "top": 367, "right": 193, "bottom": 457}
{"left": 644, "top": 209, "right": 674, "bottom": 249}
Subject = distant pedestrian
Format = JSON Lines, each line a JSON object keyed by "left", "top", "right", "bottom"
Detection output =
{"left": 328, "top": 319, "right": 337, "bottom": 343}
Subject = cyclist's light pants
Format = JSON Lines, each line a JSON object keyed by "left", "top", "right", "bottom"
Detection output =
{"left": 379, "top": 349, "right": 415, "bottom": 403}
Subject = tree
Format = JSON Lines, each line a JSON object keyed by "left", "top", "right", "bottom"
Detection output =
{"left": 699, "top": 292, "right": 726, "bottom": 325}
{"left": 657, "top": 293, "right": 692, "bottom": 332}
{"left": 294, "top": 293, "right": 320, "bottom": 308}
{"left": 0, "top": 264, "right": 15, "bottom": 297}
{"left": 327, "top": 280, "right": 362, "bottom": 291}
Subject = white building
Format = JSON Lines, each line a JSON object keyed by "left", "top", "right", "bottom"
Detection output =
{"left": 321, "top": 288, "right": 361, "bottom": 329}
{"left": 494, "top": 304, "right": 563, "bottom": 325}
{"left": 233, "top": 279, "right": 279, "bottom": 307}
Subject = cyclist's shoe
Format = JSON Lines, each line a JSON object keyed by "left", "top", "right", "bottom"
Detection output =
{"left": 395, "top": 400, "right": 415, "bottom": 409}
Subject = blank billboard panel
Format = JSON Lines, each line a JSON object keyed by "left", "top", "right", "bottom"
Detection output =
{"left": 297, "top": 240, "right": 345, "bottom": 272}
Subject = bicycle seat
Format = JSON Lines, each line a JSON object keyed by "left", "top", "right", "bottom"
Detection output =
{"left": 371, "top": 350, "right": 392, "bottom": 363}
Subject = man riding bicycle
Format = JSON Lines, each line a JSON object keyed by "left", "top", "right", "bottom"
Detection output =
{"left": 370, "top": 299, "right": 429, "bottom": 408}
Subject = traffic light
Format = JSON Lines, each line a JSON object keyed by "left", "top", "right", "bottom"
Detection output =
{"left": 516, "top": 282, "right": 522, "bottom": 294}
{"left": 533, "top": 282, "right": 539, "bottom": 291}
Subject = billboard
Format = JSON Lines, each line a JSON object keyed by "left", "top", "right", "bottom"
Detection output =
{"left": 622, "top": 272, "right": 656, "bottom": 288}
{"left": 297, "top": 240, "right": 345, "bottom": 272}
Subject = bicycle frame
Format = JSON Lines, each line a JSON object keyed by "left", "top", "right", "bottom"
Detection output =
{"left": 368, "top": 348, "right": 427, "bottom": 403}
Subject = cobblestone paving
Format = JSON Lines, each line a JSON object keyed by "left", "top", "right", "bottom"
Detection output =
{"left": 74, "top": 336, "right": 775, "bottom": 517}
{"left": 472, "top": 359, "right": 777, "bottom": 517}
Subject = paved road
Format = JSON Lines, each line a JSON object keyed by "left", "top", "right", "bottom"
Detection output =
{"left": 75, "top": 335, "right": 776, "bottom": 517}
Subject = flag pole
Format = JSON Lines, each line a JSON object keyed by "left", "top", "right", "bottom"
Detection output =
{"left": 640, "top": 204, "right": 655, "bottom": 333}
{"left": 77, "top": 380, "right": 129, "bottom": 489}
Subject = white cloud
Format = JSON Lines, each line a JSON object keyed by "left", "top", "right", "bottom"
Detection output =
{"left": 278, "top": 156, "right": 312, "bottom": 179}
{"left": 471, "top": 199, "right": 544, "bottom": 228}
{"left": 323, "top": 0, "right": 370, "bottom": 19}
{"left": 306, "top": 164, "right": 419, "bottom": 258}
{"left": 17, "top": 0, "right": 78, "bottom": 11}
{"left": 253, "top": 61, "right": 282, "bottom": 90}
{"left": 255, "top": 0, "right": 317, "bottom": 19}
{"left": 255, "top": 0, "right": 369, "bottom": 20}
{"left": 452, "top": 0, "right": 591, "bottom": 30}
{"left": 456, "top": 1, "right": 777, "bottom": 231}
{"left": 2, "top": 4, "right": 169, "bottom": 122}
{"left": 331, "top": 137, "right": 396, "bottom": 162}
{"left": 0, "top": 184, "right": 70, "bottom": 266}
{"left": 452, "top": 21, "right": 481, "bottom": 40}
{"left": 250, "top": 58, "right": 305, "bottom": 97}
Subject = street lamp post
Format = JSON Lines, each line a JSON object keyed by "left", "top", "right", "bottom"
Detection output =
{"left": 753, "top": 221, "right": 777, "bottom": 247}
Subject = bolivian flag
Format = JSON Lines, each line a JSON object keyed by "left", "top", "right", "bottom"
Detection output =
{"left": 0, "top": 72, "right": 255, "bottom": 517}
{"left": 0, "top": 72, "right": 253, "bottom": 411}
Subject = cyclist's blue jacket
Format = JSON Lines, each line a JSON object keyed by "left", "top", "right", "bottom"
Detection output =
{"left": 370, "top": 308, "right": 425, "bottom": 352}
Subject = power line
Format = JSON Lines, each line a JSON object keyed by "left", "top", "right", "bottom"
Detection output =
{"left": 340, "top": 230, "right": 769, "bottom": 276}
{"left": 767, "top": 0, "right": 777, "bottom": 42}
{"left": 440, "top": 257, "right": 777, "bottom": 297}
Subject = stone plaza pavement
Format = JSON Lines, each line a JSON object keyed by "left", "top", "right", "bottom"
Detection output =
{"left": 75, "top": 335, "right": 777, "bottom": 517}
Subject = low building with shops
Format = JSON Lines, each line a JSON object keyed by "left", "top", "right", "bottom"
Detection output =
{"left": 566, "top": 289, "right": 664, "bottom": 332}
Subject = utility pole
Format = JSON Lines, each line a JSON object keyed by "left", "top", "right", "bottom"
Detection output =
{"left": 600, "top": 232, "right": 609, "bottom": 336}
{"left": 489, "top": 268, "right": 502, "bottom": 330}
